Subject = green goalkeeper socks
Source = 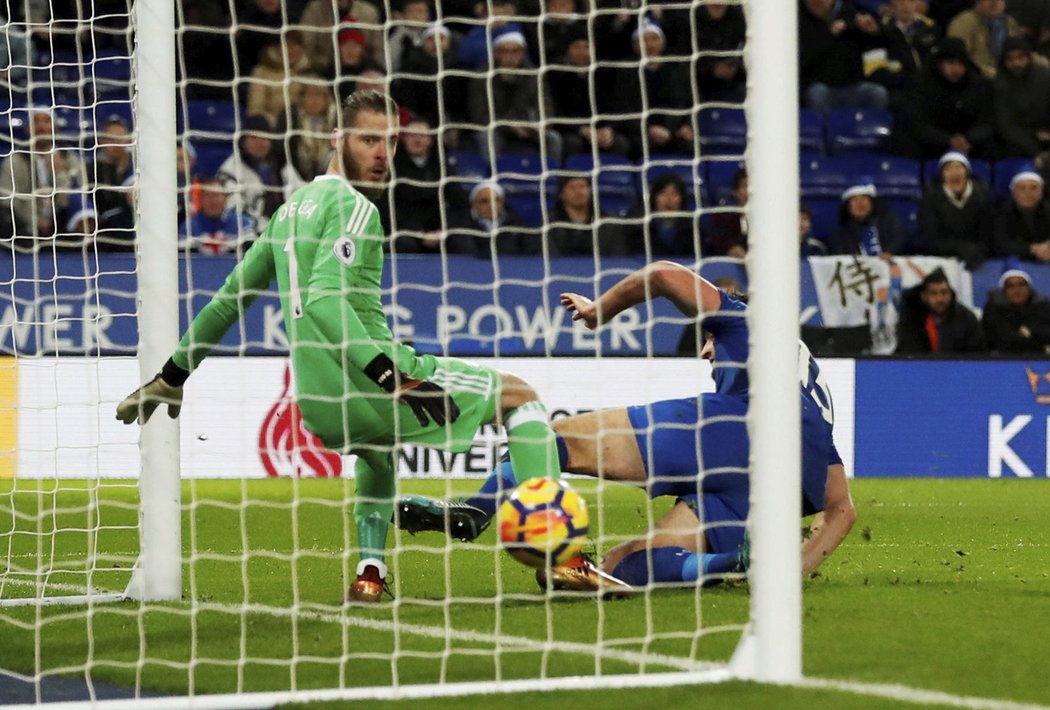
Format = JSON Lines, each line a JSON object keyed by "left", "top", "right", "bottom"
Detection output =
{"left": 354, "top": 450, "right": 394, "bottom": 563}
{"left": 356, "top": 511, "right": 389, "bottom": 562}
{"left": 504, "top": 401, "right": 560, "bottom": 481}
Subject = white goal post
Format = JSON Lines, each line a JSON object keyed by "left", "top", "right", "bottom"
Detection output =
{"left": 0, "top": 0, "right": 803, "bottom": 703}
{"left": 123, "top": 0, "right": 182, "bottom": 604}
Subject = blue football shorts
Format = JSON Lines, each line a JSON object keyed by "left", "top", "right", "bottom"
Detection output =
{"left": 626, "top": 394, "right": 839, "bottom": 554}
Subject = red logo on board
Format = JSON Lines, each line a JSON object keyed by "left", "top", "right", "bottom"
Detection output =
{"left": 259, "top": 363, "right": 343, "bottom": 477}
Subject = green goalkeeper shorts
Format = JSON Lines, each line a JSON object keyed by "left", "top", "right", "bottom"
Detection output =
{"left": 398, "top": 354, "right": 500, "bottom": 451}
{"left": 297, "top": 353, "right": 500, "bottom": 454}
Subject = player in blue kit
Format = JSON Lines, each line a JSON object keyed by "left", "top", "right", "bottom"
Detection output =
{"left": 398, "top": 261, "right": 856, "bottom": 592}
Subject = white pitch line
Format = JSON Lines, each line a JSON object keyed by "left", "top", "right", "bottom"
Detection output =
{"left": 213, "top": 601, "right": 720, "bottom": 673}
{"left": 797, "top": 676, "right": 1050, "bottom": 710}
{"left": 5, "top": 581, "right": 1045, "bottom": 710}
{"left": 1, "top": 576, "right": 717, "bottom": 674}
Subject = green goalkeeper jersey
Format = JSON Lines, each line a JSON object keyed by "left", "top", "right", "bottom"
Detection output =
{"left": 172, "top": 174, "right": 427, "bottom": 441}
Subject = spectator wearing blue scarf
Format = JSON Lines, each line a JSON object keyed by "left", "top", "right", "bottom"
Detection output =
{"left": 828, "top": 181, "right": 905, "bottom": 258}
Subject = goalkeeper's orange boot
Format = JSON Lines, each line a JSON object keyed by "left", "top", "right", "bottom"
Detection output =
{"left": 535, "top": 554, "right": 633, "bottom": 599}
{"left": 345, "top": 559, "right": 391, "bottom": 604}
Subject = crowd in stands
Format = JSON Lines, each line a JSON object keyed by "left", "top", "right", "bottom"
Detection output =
{"left": 1, "top": 0, "right": 1050, "bottom": 353}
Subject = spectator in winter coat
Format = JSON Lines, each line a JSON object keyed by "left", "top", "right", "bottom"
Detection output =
{"left": 547, "top": 174, "right": 629, "bottom": 257}
{"left": 992, "top": 170, "right": 1050, "bottom": 262}
{"left": 993, "top": 37, "right": 1050, "bottom": 157}
{"left": 870, "top": 0, "right": 941, "bottom": 100}
{"left": 947, "top": 0, "right": 1024, "bottom": 78}
{"left": 917, "top": 150, "right": 996, "bottom": 267}
{"left": 828, "top": 182, "right": 905, "bottom": 257}
{"left": 896, "top": 268, "right": 986, "bottom": 353}
{"left": 798, "top": 0, "right": 889, "bottom": 112}
{"left": 445, "top": 181, "right": 531, "bottom": 257}
{"left": 981, "top": 268, "right": 1050, "bottom": 353}
{"left": 901, "top": 38, "right": 997, "bottom": 160}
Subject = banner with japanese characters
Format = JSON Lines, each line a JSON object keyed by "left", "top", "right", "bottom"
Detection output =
{"left": 808, "top": 256, "right": 972, "bottom": 354}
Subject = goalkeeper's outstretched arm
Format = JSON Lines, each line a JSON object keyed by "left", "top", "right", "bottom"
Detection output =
{"left": 116, "top": 236, "right": 277, "bottom": 425}
{"left": 560, "top": 260, "right": 724, "bottom": 328}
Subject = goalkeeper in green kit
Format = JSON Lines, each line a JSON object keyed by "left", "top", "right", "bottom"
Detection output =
{"left": 116, "top": 91, "right": 560, "bottom": 603}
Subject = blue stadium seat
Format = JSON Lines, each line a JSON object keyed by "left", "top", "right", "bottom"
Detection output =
{"left": 885, "top": 197, "right": 919, "bottom": 247}
{"left": 840, "top": 155, "right": 921, "bottom": 199}
{"left": 804, "top": 197, "right": 840, "bottom": 241}
{"left": 704, "top": 158, "right": 745, "bottom": 205}
{"left": 799, "top": 109, "right": 825, "bottom": 155}
{"left": 825, "top": 108, "right": 893, "bottom": 154}
{"left": 644, "top": 155, "right": 706, "bottom": 209}
{"left": 495, "top": 152, "right": 558, "bottom": 228}
{"left": 90, "top": 52, "right": 132, "bottom": 97}
{"left": 698, "top": 107, "right": 746, "bottom": 155}
{"left": 922, "top": 157, "right": 992, "bottom": 187}
{"left": 993, "top": 157, "right": 1037, "bottom": 198}
{"left": 564, "top": 153, "right": 638, "bottom": 216}
{"left": 446, "top": 150, "right": 490, "bottom": 181}
{"left": 93, "top": 100, "right": 133, "bottom": 130}
{"left": 194, "top": 142, "right": 234, "bottom": 178}
{"left": 182, "top": 100, "right": 242, "bottom": 139}
{"left": 29, "top": 69, "right": 84, "bottom": 107}
{"left": 800, "top": 155, "right": 851, "bottom": 199}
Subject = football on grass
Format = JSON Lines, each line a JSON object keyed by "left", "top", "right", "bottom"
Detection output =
{"left": 498, "top": 477, "right": 589, "bottom": 568}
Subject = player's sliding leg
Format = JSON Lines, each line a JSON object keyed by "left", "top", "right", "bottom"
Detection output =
{"left": 498, "top": 372, "right": 560, "bottom": 482}
{"left": 347, "top": 448, "right": 396, "bottom": 604}
{"left": 398, "top": 407, "right": 645, "bottom": 539}
{"left": 601, "top": 500, "right": 745, "bottom": 587}
{"left": 535, "top": 555, "right": 634, "bottom": 598}
{"left": 397, "top": 371, "right": 566, "bottom": 539}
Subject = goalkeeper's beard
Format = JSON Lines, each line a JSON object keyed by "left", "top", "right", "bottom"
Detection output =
{"left": 340, "top": 142, "right": 389, "bottom": 201}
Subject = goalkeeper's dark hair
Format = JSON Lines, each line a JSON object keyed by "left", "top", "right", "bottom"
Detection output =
{"left": 341, "top": 90, "right": 399, "bottom": 128}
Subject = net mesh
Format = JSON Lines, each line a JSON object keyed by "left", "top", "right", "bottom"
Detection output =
{"left": 0, "top": 0, "right": 752, "bottom": 701}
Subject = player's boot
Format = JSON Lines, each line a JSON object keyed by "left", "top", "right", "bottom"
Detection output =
{"left": 345, "top": 559, "right": 392, "bottom": 604}
{"left": 535, "top": 554, "right": 634, "bottom": 598}
{"left": 394, "top": 496, "right": 491, "bottom": 542}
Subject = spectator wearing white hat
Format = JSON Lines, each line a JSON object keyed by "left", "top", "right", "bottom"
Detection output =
{"left": 457, "top": 0, "right": 527, "bottom": 71}
{"left": 993, "top": 169, "right": 1050, "bottom": 262}
{"left": 828, "top": 180, "right": 905, "bottom": 257}
{"left": 467, "top": 30, "right": 563, "bottom": 162}
{"left": 981, "top": 268, "right": 1050, "bottom": 353}
{"left": 917, "top": 150, "right": 995, "bottom": 267}
{"left": 445, "top": 180, "right": 531, "bottom": 257}
{"left": 606, "top": 20, "right": 693, "bottom": 159}
{"left": 394, "top": 22, "right": 462, "bottom": 129}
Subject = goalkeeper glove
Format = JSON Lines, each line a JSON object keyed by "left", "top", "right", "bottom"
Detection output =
{"left": 115, "top": 358, "right": 189, "bottom": 425}
{"left": 363, "top": 353, "right": 461, "bottom": 427}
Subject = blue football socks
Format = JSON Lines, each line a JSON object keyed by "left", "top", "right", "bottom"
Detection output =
{"left": 612, "top": 546, "right": 742, "bottom": 586}
{"left": 464, "top": 433, "right": 570, "bottom": 517}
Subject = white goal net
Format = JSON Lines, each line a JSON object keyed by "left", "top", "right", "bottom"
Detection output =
{"left": 0, "top": 0, "right": 801, "bottom": 704}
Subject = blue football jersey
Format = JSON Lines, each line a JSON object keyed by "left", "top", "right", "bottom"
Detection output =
{"left": 701, "top": 291, "right": 749, "bottom": 398}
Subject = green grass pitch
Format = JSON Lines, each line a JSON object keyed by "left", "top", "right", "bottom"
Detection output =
{"left": 0, "top": 477, "right": 1048, "bottom": 709}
